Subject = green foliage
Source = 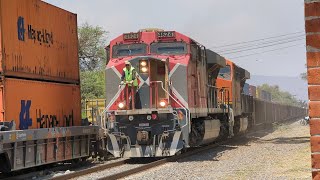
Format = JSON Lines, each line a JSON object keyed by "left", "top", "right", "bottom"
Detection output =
{"left": 78, "top": 22, "right": 108, "bottom": 71}
{"left": 80, "top": 70, "right": 105, "bottom": 100}
{"left": 257, "top": 84, "right": 303, "bottom": 106}
{"left": 78, "top": 22, "right": 108, "bottom": 100}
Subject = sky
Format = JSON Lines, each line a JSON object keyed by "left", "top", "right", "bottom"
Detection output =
{"left": 45, "top": 0, "right": 307, "bottom": 77}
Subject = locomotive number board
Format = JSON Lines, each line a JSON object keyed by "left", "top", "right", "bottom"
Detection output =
{"left": 123, "top": 33, "right": 140, "bottom": 40}
{"left": 157, "top": 31, "right": 175, "bottom": 39}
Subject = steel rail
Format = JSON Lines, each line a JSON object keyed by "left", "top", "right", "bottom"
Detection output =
{"left": 51, "top": 159, "right": 127, "bottom": 180}
{"left": 97, "top": 139, "right": 234, "bottom": 180}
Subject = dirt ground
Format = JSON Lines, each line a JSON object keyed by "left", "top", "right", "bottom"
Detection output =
{"left": 126, "top": 120, "right": 311, "bottom": 180}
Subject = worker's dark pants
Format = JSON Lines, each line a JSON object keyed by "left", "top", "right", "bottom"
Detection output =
{"left": 124, "top": 86, "right": 142, "bottom": 109}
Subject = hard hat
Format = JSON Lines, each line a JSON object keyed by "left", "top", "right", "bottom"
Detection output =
{"left": 125, "top": 61, "right": 131, "bottom": 65}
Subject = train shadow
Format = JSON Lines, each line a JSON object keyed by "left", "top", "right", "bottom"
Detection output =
{"left": 125, "top": 157, "right": 165, "bottom": 164}
{"left": 178, "top": 143, "right": 241, "bottom": 163}
{"left": 255, "top": 136, "right": 310, "bottom": 144}
{"left": 178, "top": 120, "right": 305, "bottom": 163}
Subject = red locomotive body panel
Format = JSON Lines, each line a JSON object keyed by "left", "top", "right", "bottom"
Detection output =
{"left": 105, "top": 30, "right": 194, "bottom": 112}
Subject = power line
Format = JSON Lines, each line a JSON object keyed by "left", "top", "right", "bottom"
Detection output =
{"left": 216, "top": 34, "right": 305, "bottom": 53}
{"left": 228, "top": 44, "right": 304, "bottom": 59}
{"left": 208, "top": 31, "right": 305, "bottom": 49}
{"left": 220, "top": 38, "right": 305, "bottom": 55}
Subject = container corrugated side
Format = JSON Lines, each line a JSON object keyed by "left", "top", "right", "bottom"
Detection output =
{"left": 0, "top": 78, "right": 81, "bottom": 130}
{"left": 0, "top": 0, "right": 79, "bottom": 84}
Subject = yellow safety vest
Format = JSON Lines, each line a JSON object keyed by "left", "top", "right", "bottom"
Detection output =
{"left": 123, "top": 67, "right": 138, "bottom": 86}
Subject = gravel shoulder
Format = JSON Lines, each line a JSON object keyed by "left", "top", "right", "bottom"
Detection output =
{"left": 125, "top": 120, "right": 311, "bottom": 180}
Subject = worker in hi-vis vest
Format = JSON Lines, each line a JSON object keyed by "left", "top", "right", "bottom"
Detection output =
{"left": 120, "top": 61, "right": 142, "bottom": 109}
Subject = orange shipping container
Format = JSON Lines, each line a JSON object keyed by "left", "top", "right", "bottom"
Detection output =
{"left": 0, "top": 0, "right": 79, "bottom": 84}
{"left": 0, "top": 78, "right": 81, "bottom": 130}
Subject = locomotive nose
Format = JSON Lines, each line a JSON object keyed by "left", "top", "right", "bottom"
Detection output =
{"left": 119, "top": 57, "right": 170, "bottom": 110}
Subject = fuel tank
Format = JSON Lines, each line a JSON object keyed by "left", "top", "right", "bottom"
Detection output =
{"left": 200, "top": 119, "right": 221, "bottom": 145}
{"left": 190, "top": 119, "right": 221, "bottom": 146}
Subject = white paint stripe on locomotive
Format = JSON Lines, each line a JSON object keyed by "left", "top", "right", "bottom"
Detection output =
{"left": 169, "top": 63, "right": 187, "bottom": 78}
{"left": 106, "top": 87, "right": 124, "bottom": 110}
{"left": 111, "top": 66, "right": 122, "bottom": 78}
{"left": 170, "top": 131, "right": 182, "bottom": 156}
{"left": 135, "top": 147, "right": 142, "bottom": 157}
{"left": 171, "top": 87, "right": 189, "bottom": 108}
{"left": 108, "top": 134, "right": 120, "bottom": 157}
{"left": 105, "top": 66, "right": 125, "bottom": 110}
{"left": 145, "top": 77, "right": 150, "bottom": 85}
{"left": 156, "top": 140, "right": 164, "bottom": 156}
{"left": 138, "top": 77, "right": 149, "bottom": 89}
{"left": 169, "top": 63, "right": 180, "bottom": 78}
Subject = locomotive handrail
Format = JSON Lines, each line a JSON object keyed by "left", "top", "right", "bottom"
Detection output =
{"left": 150, "top": 81, "right": 191, "bottom": 130}
{"left": 100, "top": 80, "right": 191, "bottom": 131}
{"left": 99, "top": 82, "right": 131, "bottom": 131}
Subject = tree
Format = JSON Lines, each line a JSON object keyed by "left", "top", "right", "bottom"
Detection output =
{"left": 78, "top": 23, "right": 108, "bottom": 100}
{"left": 257, "top": 84, "right": 301, "bottom": 106}
{"left": 78, "top": 22, "right": 108, "bottom": 71}
{"left": 80, "top": 71, "right": 105, "bottom": 100}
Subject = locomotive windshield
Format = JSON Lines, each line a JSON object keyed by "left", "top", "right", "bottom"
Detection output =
{"left": 218, "top": 65, "right": 231, "bottom": 80}
{"left": 112, "top": 43, "right": 147, "bottom": 58}
{"left": 150, "top": 42, "right": 187, "bottom": 55}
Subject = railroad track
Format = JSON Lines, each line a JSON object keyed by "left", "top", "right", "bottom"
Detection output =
{"left": 51, "top": 159, "right": 128, "bottom": 180}
{"left": 5, "top": 126, "right": 273, "bottom": 180}
{"left": 51, "top": 138, "right": 237, "bottom": 180}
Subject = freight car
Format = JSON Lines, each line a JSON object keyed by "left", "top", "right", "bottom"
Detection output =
{"left": 0, "top": 0, "right": 97, "bottom": 173}
{"left": 100, "top": 29, "right": 306, "bottom": 158}
{"left": 0, "top": 0, "right": 80, "bottom": 84}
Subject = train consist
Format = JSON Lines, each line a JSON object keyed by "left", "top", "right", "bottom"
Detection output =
{"left": 0, "top": 0, "right": 305, "bottom": 173}
{"left": 102, "top": 29, "right": 306, "bottom": 158}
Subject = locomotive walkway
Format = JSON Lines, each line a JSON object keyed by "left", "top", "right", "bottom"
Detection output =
{"left": 125, "top": 120, "right": 311, "bottom": 180}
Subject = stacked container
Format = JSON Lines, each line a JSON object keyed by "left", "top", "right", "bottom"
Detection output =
{"left": 249, "top": 85, "right": 257, "bottom": 98}
{"left": 0, "top": 0, "right": 81, "bottom": 130}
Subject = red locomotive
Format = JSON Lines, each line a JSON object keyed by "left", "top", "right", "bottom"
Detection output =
{"left": 103, "top": 29, "right": 252, "bottom": 157}
{"left": 101, "top": 29, "right": 305, "bottom": 158}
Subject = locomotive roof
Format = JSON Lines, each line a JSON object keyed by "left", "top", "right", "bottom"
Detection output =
{"left": 206, "top": 49, "right": 226, "bottom": 67}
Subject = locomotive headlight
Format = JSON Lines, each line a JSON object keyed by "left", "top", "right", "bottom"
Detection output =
{"left": 140, "top": 60, "right": 148, "bottom": 73}
{"left": 147, "top": 115, "right": 152, "bottom": 121}
{"left": 141, "top": 67, "right": 148, "bottom": 73}
{"left": 129, "top": 115, "right": 134, "bottom": 121}
{"left": 140, "top": 61, "right": 147, "bottom": 66}
{"left": 159, "top": 99, "right": 167, "bottom": 108}
{"left": 118, "top": 102, "right": 125, "bottom": 109}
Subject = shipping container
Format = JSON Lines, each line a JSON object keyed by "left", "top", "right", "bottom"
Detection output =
{"left": 249, "top": 85, "right": 256, "bottom": 98}
{"left": 0, "top": 0, "right": 79, "bottom": 84}
{"left": 243, "top": 83, "right": 250, "bottom": 95}
{"left": 0, "top": 78, "right": 81, "bottom": 130}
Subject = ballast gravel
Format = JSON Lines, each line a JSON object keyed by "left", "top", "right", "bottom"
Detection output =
{"left": 124, "top": 120, "right": 311, "bottom": 180}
